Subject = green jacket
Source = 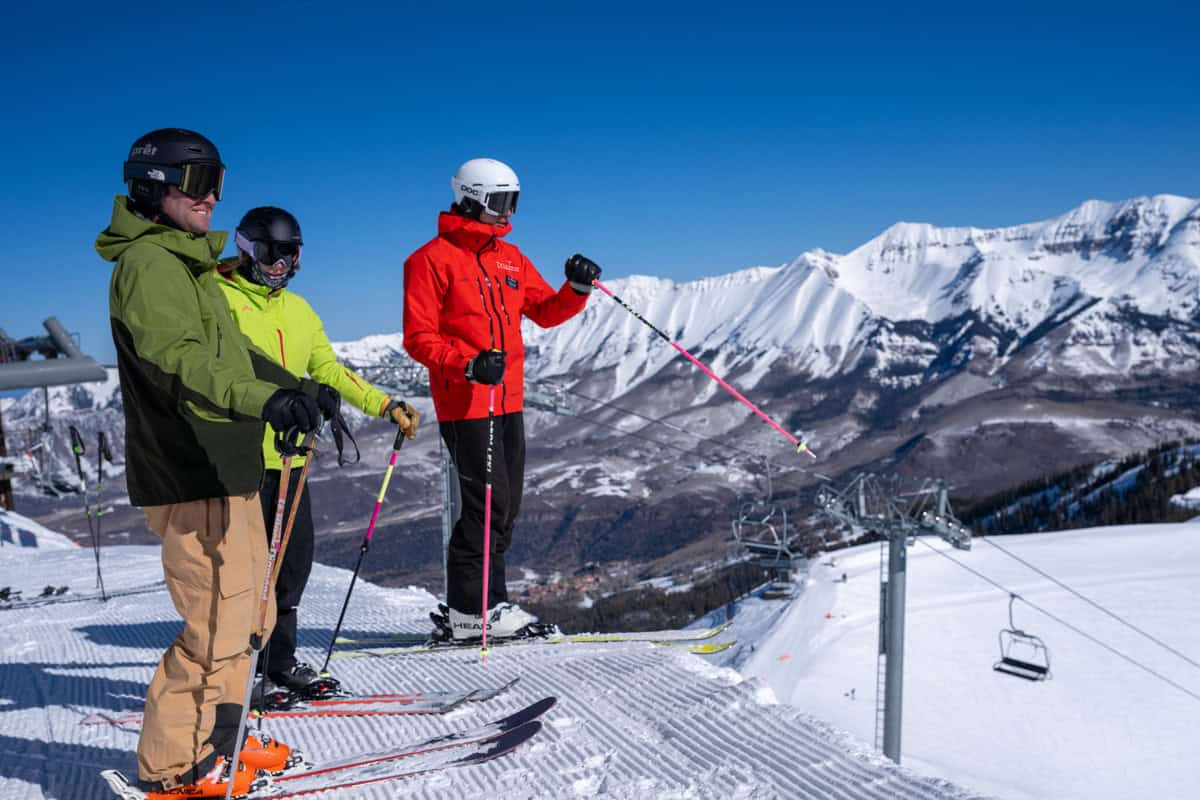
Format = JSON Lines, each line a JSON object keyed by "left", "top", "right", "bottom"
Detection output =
{"left": 217, "top": 265, "right": 389, "bottom": 470}
{"left": 97, "top": 195, "right": 310, "bottom": 506}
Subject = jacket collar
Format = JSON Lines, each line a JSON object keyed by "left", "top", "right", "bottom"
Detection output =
{"left": 437, "top": 211, "right": 511, "bottom": 250}
{"left": 94, "top": 196, "right": 227, "bottom": 275}
{"left": 216, "top": 258, "right": 285, "bottom": 300}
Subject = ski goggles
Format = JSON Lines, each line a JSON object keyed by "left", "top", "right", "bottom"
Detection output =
{"left": 123, "top": 161, "right": 225, "bottom": 200}
{"left": 482, "top": 189, "right": 519, "bottom": 216}
{"left": 235, "top": 231, "right": 301, "bottom": 270}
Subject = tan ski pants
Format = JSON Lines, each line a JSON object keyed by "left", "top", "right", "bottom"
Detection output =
{"left": 136, "top": 493, "right": 276, "bottom": 787}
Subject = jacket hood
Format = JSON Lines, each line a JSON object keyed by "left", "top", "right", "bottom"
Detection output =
{"left": 437, "top": 211, "right": 512, "bottom": 250}
{"left": 95, "top": 195, "right": 227, "bottom": 273}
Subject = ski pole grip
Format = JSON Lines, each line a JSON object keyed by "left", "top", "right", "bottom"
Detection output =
{"left": 99, "top": 432, "right": 113, "bottom": 462}
{"left": 391, "top": 427, "right": 406, "bottom": 451}
{"left": 69, "top": 426, "right": 85, "bottom": 455}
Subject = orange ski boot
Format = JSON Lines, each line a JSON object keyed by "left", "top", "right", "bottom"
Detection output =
{"left": 143, "top": 756, "right": 261, "bottom": 798}
{"left": 239, "top": 734, "right": 300, "bottom": 775}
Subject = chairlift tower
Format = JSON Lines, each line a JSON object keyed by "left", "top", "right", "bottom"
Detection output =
{"left": 815, "top": 473, "right": 971, "bottom": 764}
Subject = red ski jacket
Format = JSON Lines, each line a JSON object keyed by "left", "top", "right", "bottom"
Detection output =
{"left": 403, "top": 212, "right": 589, "bottom": 421}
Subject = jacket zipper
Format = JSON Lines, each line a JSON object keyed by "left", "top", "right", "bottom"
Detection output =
{"left": 276, "top": 328, "right": 287, "bottom": 368}
{"left": 216, "top": 325, "right": 222, "bottom": 358}
{"left": 474, "top": 237, "right": 509, "bottom": 413}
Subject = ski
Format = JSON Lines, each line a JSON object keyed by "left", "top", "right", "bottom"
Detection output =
{"left": 336, "top": 621, "right": 731, "bottom": 647}
{"left": 1, "top": 581, "right": 164, "bottom": 611}
{"left": 79, "top": 679, "right": 518, "bottom": 727}
{"left": 254, "top": 720, "right": 542, "bottom": 797}
{"left": 100, "top": 697, "right": 554, "bottom": 798}
{"left": 335, "top": 621, "right": 733, "bottom": 658}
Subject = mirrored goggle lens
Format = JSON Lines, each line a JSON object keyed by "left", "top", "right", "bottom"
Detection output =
{"left": 483, "top": 190, "right": 519, "bottom": 216}
{"left": 236, "top": 232, "right": 301, "bottom": 269}
{"left": 177, "top": 162, "right": 225, "bottom": 200}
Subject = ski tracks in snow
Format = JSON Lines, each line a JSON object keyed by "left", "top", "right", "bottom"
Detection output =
{"left": 0, "top": 544, "right": 988, "bottom": 799}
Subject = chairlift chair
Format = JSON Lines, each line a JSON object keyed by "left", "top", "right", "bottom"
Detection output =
{"left": 994, "top": 594, "right": 1051, "bottom": 681}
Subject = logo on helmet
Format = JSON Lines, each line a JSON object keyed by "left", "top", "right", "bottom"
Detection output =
{"left": 130, "top": 143, "right": 158, "bottom": 158}
{"left": 459, "top": 184, "right": 481, "bottom": 197}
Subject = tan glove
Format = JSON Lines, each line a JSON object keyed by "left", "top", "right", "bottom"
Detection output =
{"left": 382, "top": 397, "right": 420, "bottom": 439}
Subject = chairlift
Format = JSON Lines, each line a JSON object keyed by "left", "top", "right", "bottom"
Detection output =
{"left": 993, "top": 594, "right": 1051, "bottom": 681}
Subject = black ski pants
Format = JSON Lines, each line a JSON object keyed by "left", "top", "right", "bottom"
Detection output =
{"left": 440, "top": 412, "right": 525, "bottom": 615}
{"left": 258, "top": 467, "right": 314, "bottom": 676}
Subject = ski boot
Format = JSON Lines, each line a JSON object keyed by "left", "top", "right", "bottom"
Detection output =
{"left": 270, "top": 661, "right": 342, "bottom": 700}
{"left": 251, "top": 675, "right": 297, "bottom": 712}
{"left": 448, "top": 602, "right": 558, "bottom": 642}
{"left": 429, "top": 603, "right": 453, "bottom": 642}
{"left": 240, "top": 734, "right": 304, "bottom": 775}
{"left": 100, "top": 756, "right": 266, "bottom": 799}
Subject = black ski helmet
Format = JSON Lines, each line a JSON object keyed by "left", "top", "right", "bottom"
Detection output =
{"left": 235, "top": 206, "right": 304, "bottom": 290}
{"left": 123, "top": 128, "right": 225, "bottom": 213}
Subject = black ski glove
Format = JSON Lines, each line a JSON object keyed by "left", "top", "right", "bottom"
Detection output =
{"left": 465, "top": 349, "right": 506, "bottom": 385}
{"left": 262, "top": 389, "right": 322, "bottom": 434}
{"left": 316, "top": 384, "right": 341, "bottom": 420}
{"left": 565, "top": 253, "right": 602, "bottom": 294}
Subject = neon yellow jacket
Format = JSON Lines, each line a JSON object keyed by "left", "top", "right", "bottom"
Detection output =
{"left": 217, "top": 265, "right": 390, "bottom": 469}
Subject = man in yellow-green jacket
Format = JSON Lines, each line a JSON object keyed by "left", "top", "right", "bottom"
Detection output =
{"left": 217, "top": 206, "right": 419, "bottom": 701}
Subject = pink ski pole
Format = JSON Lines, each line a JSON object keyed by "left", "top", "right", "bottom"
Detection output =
{"left": 480, "top": 384, "right": 496, "bottom": 662}
{"left": 320, "top": 425, "right": 406, "bottom": 676}
{"left": 592, "top": 279, "right": 816, "bottom": 458}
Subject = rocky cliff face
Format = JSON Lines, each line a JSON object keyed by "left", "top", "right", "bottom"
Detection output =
{"left": 9, "top": 195, "right": 1200, "bottom": 587}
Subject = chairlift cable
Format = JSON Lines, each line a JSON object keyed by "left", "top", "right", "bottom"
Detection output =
{"left": 978, "top": 534, "right": 1200, "bottom": 674}
{"left": 912, "top": 537, "right": 1200, "bottom": 704}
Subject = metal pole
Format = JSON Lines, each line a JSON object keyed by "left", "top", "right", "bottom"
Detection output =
{"left": 0, "top": 403, "right": 12, "bottom": 512}
{"left": 882, "top": 528, "right": 907, "bottom": 763}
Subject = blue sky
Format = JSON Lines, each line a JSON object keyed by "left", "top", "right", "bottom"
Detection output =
{"left": 3, "top": 2, "right": 1198, "bottom": 364}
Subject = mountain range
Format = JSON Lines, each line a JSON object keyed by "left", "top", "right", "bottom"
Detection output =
{"left": 5, "top": 194, "right": 1200, "bottom": 592}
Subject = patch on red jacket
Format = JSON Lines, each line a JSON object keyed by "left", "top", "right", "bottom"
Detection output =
{"left": 505, "top": 276, "right": 519, "bottom": 290}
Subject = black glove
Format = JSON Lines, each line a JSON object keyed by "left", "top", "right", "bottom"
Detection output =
{"left": 565, "top": 253, "right": 601, "bottom": 294}
{"left": 465, "top": 349, "right": 506, "bottom": 385}
{"left": 262, "top": 389, "right": 322, "bottom": 434}
{"left": 316, "top": 384, "right": 341, "bottom": 420}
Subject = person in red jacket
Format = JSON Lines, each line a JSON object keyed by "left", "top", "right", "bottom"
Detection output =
{"left": 403, "top": 158, "right": 601, "bottom": 640}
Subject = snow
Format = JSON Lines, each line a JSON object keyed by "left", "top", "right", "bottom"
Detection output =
{"left": 0, "top": 509, "right": 78, "bottom": 551}
{"left": 1169, "top": 487, "right": 1200, "bottom": 509}
{"left": 722, "top": 523, "right": 1200, "bottom": 800}
{"left": 3, "top": 514, "right": 1196, "bottom": 798}
{"left": 0, "top": 532, "right": 980, "bottom": 800}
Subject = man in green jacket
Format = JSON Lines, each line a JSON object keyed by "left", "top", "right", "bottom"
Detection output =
{"left": 217, "top": 205, "right": 419, "bottom": 702}
{"left": 97, "top": 128, "right": 337, "bottom": 797}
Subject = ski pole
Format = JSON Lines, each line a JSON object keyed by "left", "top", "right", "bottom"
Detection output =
{"left": 68, "top": 426, "right": 107, "bottom": 599}
{"left": 591, "top": 279, "right": 817, "bottom": 458}
{"left": 226, "top": 427, "right": 316, "bottom": 800}
{"left": 319, "top": 425, "right": 406, "bottom": 676}
{"left": 95, "top": 432, "right": 113, "bottom": 601}
{"left": 480, "top": 384, "right": 496, "bottom": 663}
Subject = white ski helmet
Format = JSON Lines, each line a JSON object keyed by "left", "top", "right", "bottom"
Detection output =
{"left": 451, "top": 158, "right": 520, "bottom": 219}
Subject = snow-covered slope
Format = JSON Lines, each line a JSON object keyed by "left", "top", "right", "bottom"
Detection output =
{"left": 725, "top": 523, "right": 1200, "bottom": 800}
{"left": 0, "top": 509, "right": 78, "bottom": 550}
{"left": 0, "top": 538, "right": 984, "bottom": 799}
